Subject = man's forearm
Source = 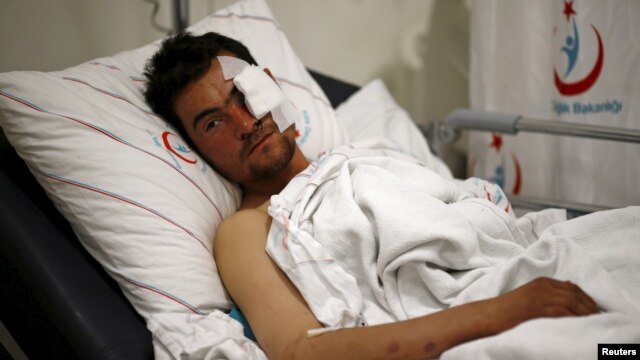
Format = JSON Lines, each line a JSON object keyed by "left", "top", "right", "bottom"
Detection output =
{"left": 290, "top": 298, "right": 500, "bottom": 360}
{"left": 286, "top": 277, "right": 598, "bottom": 360}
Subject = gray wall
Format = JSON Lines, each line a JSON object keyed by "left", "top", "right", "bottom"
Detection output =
{"left": 0, "top": 0, "right": 470, "bottom": 126}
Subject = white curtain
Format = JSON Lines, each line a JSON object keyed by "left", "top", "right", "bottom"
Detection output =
{"left": 469, "top": 0, "right": 640, "bottom": 208}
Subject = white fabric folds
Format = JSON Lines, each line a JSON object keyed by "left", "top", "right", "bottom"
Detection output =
{"left": 148, "top": 311, "right": 266, "bottom": 359}
{"left": 266, "top": 140, "right": 640, "bottom": 359}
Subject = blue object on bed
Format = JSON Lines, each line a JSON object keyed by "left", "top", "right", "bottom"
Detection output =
{"left": 228, "top": 307, "right": 256, "bottom": 341}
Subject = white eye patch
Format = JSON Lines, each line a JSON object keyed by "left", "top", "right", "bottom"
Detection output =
{"left": 217, "top": 56, "right": 297, "bottom": 132}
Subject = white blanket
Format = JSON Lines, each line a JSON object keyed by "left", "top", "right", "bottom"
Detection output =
{"left": 266, "top": 141, "right": 640, "bottom": 359}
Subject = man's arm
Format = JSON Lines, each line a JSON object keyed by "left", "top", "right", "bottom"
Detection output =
{"left": 214, "top": 209, "right": 598, "bottom": 360}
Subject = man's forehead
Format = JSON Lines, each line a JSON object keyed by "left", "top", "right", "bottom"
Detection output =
{"left": 193, "top": 57, "right": 234, "bottom": 97}
{"left": 207, "top": 57, "right": 233, "bottom": 88}
{"left": 173, "top": 59, "right": 232, "bottom": 124}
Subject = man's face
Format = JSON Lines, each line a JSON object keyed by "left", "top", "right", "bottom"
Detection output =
{"left": 173, "top": 54, "right": 297, "bottom": 184}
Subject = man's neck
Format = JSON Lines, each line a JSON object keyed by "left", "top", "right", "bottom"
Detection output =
{"left": 239, "top": 147, "right": 310, "bottom": 209}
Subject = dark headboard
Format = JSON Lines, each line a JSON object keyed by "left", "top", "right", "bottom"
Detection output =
{"left": 309, "top": 69, "right": 359, "bottom": 109}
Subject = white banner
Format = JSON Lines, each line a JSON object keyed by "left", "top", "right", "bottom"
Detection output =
{"left": 469, "top": 0, "right": 640, "bottom": 208}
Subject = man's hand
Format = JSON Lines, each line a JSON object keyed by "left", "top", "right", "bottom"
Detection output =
{"left": 488, "top": 277, "right": 599, "bottom": 333}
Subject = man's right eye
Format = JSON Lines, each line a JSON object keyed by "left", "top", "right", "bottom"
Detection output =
{"left": 204, "top": 118, "right": 221, "bottom": 132}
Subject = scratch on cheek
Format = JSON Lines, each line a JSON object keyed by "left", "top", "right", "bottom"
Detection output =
{"left": 387, "top": 340, "right": 400, "bottom": 354}
{"left": 423, "top": 342, "right": 436, "bottom": 355}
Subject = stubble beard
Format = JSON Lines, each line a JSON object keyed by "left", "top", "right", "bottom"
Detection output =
{"left": 248, "top": 133, "right": 296, "bottom": 181}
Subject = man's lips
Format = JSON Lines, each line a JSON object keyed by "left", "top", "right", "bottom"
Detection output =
{"left": 249, "top": 132, "right": 273, "bottom": 155}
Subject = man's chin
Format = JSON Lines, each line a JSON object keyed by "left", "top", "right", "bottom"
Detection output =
{"left": 249, "top": 139, "right": 295, "bottom": 180}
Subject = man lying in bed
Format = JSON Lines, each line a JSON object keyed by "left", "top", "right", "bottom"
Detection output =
{"left": 144, "top": 32, "right": 598, "bottom": 359}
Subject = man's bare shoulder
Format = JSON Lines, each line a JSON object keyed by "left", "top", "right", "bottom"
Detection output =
{"left": 214, "top": 201, "right": 271, "bottom": 254}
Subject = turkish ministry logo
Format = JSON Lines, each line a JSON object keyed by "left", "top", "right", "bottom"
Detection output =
{"left": 162, "top": 131, "right": 198, "bottom": 165}
{"left": 554, "top": 0, "right": 604, "bottom": 96}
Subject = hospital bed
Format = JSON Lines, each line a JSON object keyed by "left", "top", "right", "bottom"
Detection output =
{"left": 3, "top": 69, "right": 640, "bottom": 360}
{"left": 0, "top": 70, "right": 357, "bottom": 359}
{"left": 2, "top": 73, "right": 636, "bottom": 359}
{"left": 1, "top": 2, "right": 638, "bottom": 358}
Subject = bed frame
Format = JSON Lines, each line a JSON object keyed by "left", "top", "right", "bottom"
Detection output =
{"left": 0, "top": 70, "right": 358, "bottom": 359}
{"left": 432, "top": 109, "right": 640, "bottom": 218}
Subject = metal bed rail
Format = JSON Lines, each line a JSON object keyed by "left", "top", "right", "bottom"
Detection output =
{"left": 433, "top": 109, "right": 640, "bottom": 216}
{"left": 437, "top": 109, "right": 640, "bottom": 144}
{"left": 436, "top": 109, "right": 640, "bottom": 143}
{"left": 509, "top": 195, "right": 611, "bottom": 219}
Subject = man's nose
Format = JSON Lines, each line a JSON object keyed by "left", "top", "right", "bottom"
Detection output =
{"left": 229, "top": 104, "right": 258, "bottom": 140}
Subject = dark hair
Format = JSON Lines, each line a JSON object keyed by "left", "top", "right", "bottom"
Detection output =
{"left": 143, "top": 31, "right": 257, "bottom": 146}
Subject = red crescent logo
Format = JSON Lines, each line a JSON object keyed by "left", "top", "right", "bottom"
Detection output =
{"left": 554, "top": 25, "right": 604, "bottom": 96}
{"left": 162, "top": 131, "right": 197, "bottom": 164}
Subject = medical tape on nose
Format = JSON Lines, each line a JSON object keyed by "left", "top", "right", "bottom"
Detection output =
{"left": 217, "top": 56, "right": 298, "bottom": 131}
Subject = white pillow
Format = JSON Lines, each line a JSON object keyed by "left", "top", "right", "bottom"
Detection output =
{"left": 0, "top": 0, "right": 347, "bottom": 320}
{"left": 336, "top": 79, "right": 452, "bottom": 178}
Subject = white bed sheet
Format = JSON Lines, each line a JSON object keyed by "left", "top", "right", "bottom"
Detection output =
{"left": 267, "top": 140, "right": 640, "bottom": 359}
